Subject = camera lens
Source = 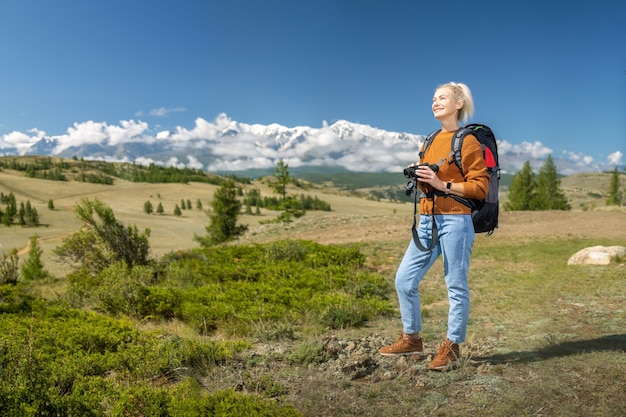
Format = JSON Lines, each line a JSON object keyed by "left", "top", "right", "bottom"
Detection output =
{"left": 404, "top": 181, "right": 415, "bottom": 196}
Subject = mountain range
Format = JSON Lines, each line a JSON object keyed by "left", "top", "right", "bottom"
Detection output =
{"left": 0, "top": 113, "right": 619, "bottom": 176}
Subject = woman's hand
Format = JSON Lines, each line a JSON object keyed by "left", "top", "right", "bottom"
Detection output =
{"left": 416, "top": 165, "right": 445, "bottom": 191}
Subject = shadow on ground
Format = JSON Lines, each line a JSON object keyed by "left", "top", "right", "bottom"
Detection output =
{"left": 478, "top": 334, "right": 626, "bottom": 365}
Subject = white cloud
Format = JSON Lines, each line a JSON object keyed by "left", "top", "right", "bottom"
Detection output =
{"left": 186, "top": 155, "right": 204, "bottom": 170}
{"left": 497, "top": 140, "right": 553, "bottom": 158}
{"left": 135, "top": 156, "right": 160, "bottom": 166}
{"left": 608, "top": 151, "right": 623, "bottom": 166}
{"left": 169, "top": 117, "right": 219, "bottom": 141}
{"left": 149, "top": 107, "right": 186, "bottom": 117}
{"left": 0, "top": 128, "right": 45, "bottom": 153}
{"left": 52, "top": 120, "right": 150, "bottom": 153}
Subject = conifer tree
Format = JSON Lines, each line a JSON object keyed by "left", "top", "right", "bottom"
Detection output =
{"left": 21, "top": 235, "right": 48, "bottom": 281}
{"left": 18, "top": 202, "right": 26, "bottom": 225}
{"left": 504, "top": 161, "right": 536, "bottom": 211}
{"left": 534, "top": 155, "right": 570, "bottom": 210}
{"left": 25, "top": 200, "right": 39, "bottom": 226}
{"left": 606, "top": 167, "right": 623, "bottom": 206}
{"left": 2, "top": 193, "right": 17, "bottom": 225}
{"left": 195, "top": 180, "right": 248, "bottom": 247}
{"left": 270, "top": 159, "right": 291, "bottom": 203}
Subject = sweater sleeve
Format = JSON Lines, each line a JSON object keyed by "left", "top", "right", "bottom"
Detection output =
{"left": 460, "top": 134, "right": 490, "bottom": 200}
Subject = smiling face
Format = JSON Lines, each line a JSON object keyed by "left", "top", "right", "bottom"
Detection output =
{"left": 432, "top": 87, "right": 463, "bottom": 122}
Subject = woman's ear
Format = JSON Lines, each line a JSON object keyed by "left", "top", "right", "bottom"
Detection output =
{"left": 455, "top": 99, "right": 464, "bottom": 110}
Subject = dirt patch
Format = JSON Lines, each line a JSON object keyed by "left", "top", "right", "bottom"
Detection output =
{"left": 244, "top": 209, "right": 626, "bottom": 246}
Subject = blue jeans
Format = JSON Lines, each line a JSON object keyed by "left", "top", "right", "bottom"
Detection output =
{"left": 395, "top": 214, "right": 475, "bottom": 344}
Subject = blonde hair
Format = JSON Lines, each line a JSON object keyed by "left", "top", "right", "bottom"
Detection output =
{"left": 437, "top": 82, "right": 474, "bottom": 123}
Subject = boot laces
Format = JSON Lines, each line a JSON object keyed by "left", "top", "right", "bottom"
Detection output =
{"left": 435, "top": 341, "right": 457, "bottom": 360}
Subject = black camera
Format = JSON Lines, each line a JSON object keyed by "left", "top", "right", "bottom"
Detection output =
{"left": 403, "top": 163, "right": 439, "bottom": 179}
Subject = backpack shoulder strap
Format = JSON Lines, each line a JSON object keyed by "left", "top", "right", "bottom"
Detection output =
{"left": 419, "top": 129, "right": 441, "bottom": 160}
{"left": 451, "top": 127, "right": 472, "bottom": 175}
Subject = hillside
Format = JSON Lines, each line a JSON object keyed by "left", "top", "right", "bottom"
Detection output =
{"left": 0, "top": 158, "right": 623, "bottom": 277}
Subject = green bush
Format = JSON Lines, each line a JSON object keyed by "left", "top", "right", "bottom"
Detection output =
{"left": 321, "top": 303, "right": 369, "bottom": 329}
{"left": 0, "top": 303, "right": 253, "bottom": 416}
{"left": 287, "top": 342, "right": 328, "bottom": 365}
{"left": 0, "top": 284, "right": 35, "bottom": 314}
{"left": 170, "top": 381, "right": 301, "bottom": 417}
{"left": 63, "top": 239, "right": 392, "bottom": 335}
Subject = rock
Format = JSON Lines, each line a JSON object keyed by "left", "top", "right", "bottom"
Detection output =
{"left": 567, "top": 246, "right": 626, "bottom": 265}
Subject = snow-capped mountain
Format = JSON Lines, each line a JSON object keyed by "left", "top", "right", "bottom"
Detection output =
{"left": 0, "top": 113, "right": 619, "bottom": 175}
{"left": 2, "top": 114, "right": 426, "bottom": 174}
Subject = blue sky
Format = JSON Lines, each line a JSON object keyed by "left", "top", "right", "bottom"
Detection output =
{"left": 1, "top": 0, "right": 624, "bottom": 171}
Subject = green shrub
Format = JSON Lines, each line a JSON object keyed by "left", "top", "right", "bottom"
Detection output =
{"left": 264, "top": 239, "right": 308, "bottom": 262}
{"left": 111, "top": 385, "right": 171, "bottom": 416}
{"left": 66, "top": 239, "right": 392, "bottom": 335}
{"left": 0, "top": 284, "right": 35, "bottom": 314}
{"left": 0, "top": 249, "right": 19, "bottom": 285}
{"left": 198, "top": 388, "right": 301, "bottom": 417}
{"left": 137, "top": 286, "right": 181, "bottom": 319}
{"left": 287, "top": 342, "right": 328, "bottom": 365}
{"left": 0, "top": 304, "right": 253, "bottom": 416}
{"left": 242, "top": 373, "right": 289, "bottom": 398}
{"left": 321, "top": 303, "right": 368, "bottom": 329}
{"left": 253, "top": 321, "right": 297, "bottom": 342}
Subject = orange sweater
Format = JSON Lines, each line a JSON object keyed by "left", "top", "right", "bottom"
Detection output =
{"left": 418, "top": 130, "right": 490, "bottom": 215}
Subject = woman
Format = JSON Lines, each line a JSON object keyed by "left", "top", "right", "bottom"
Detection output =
{"left": 379, "top": 82, "right": 489, "bottom": 371}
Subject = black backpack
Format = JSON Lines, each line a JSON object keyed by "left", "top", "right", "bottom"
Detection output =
{"left": 420, "top": 123, "right": 500, "bottom": 235}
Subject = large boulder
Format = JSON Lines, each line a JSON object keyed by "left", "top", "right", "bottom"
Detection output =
{"left": 567, "top": 246, "right": 626, "bottom": 265}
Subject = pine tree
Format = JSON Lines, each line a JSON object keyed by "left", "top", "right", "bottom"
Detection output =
{"left": 18, "top": 202, "right": 26, "bottom": 225}
{"left": 144, "top": 200, "right": 154, "bottom": 214}
{"left": 21, "top": 235, "right": 48, "bottom": 281}
{"left": 195, "top": 180, "right": 248, "bottom": 247}
{"left": 270, "top": 159, "right": 291, "bottom": 203}
{"left": 2, "top": 193, "right": 17, "bottom": 225}
{"left": 606, "top": 167, "right": 622, "bottom": 206}
{"left": 156, "top": 202, "right": 164, "bottom": 214}
{"left": 27, "top": 205, "right": 39, "bottom": 226}
{"left": 174, "top": 204, "right": 182, "bottom": 216}
{"left": 534, "top": 155, "right": 571, "bottom": 210}
{"left": 504, "top": 161, "right": 536, "bottom": 211}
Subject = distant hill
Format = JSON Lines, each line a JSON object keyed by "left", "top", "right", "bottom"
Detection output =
{"left": 0, "top": 156, "right": 622, "bottom": 280}
{"left": 0, "top": 156, "right": 613, "bottom": 207}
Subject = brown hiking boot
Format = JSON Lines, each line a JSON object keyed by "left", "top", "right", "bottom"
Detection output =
{"left": 380, "top": 333, "right": 424, "bottom": 358}
{"left": 428, "top": 338, "right": 460, "bottom": 371}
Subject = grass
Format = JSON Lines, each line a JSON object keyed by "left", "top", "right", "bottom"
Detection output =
{"left": 1, "top": 161, "right": 625, "bottom": 416}
{"left": 193, "top": 235, "right": 625, "bottom": 417}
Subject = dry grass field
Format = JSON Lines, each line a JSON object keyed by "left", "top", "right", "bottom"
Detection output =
{"left": 1, "top": 166, "right": 625, "bottom": 416}
{"left": 3, "top": 169, "right": 624, "bottom": 274}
